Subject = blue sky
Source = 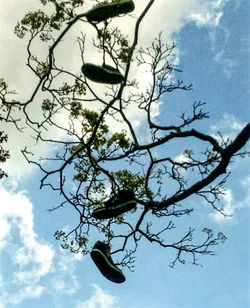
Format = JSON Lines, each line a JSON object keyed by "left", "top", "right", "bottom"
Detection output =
{"left": 0, "top": 0, "right": 250, "bottom": 307}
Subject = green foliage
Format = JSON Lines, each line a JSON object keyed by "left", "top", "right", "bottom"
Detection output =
{"left": 59, "top": 82, "right": 72, "bottom": 95}
{"left": 79, "top": 110, "right": 109, "bottom": 150}
{"left": 54, "top": 230, "right": 89, "bottom": 254}
{"left": 95, "top": 0, "right": 110, "bottom": 7}
{"left": 41, "top": 0, "right": 84, "bottom": 5}
{"left": 112, "top": 169, "right": 153, "bottom": 198}
{"left": 116, "top": 33, "right": 131, "bottom": 63}
{"left": 42, "top": 99, "right": 57, "bottom": 111}
{"left": 0, "top": 78, "right": 8, "bottom": 92}
{"left": 97, "top": 28, "right": 132, "bottom": 63}
{"left": 74, "top": 78, "right": 86, "bottom": 96}
{"left": 0, "top": 78, "right": 19, "bottom": 112}
{"left": 14, "top": 0, "right": 84, "bottom": 40}
{"left": 70, "top": 143, "right": 85, "bottom": 155}
{"left": 98, "top": 29, "right": 112, "bottom": 41}
{"left": 107, "top": 131, "right": 130, "bottom": 149}
{"left": 118, "top": 46, "right": 132, "bottom": 63}
{"left": 20, "top": 10, "right": 49, "bottom": 29}
{"left": 0, "top": 131, "right": 10, "bottom": 180}
{"left": 99, "top": 225, "right": 114, "bottom": 240}
{"left": 35, "top": 59, "right": 50, "bottom": 77}
{"left": 58, "top": 80, "right": 86, "bottom": 97}
{"left": 82, "top": 109, "right": 102, "bottom": 127}
{"left": 68, "top": 108, "right": 131, "bottom": 158}
{"left": 14, "top": 10, "right": 51, "bottom": 39}
{"left": 68, "top": 108, "right": 110, "bottom": 153}
{"left": 70, "top": 101, "right": 82, "bottom": 118}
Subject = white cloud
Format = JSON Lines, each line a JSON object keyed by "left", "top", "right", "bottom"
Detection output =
{"left": 47, "top": 250, "right": 83, "bottom": 296}
{"left": 213, "top": 50, "right": 236, "bottom": 78}
{"left": 0, "top": 185, "right": 54, "bottom": 304}
{"left": 239, "top": 176, "right": 250, "bottom": 209}
{"left": 171, "top": 153, "right": 192, "bottom": 176}
{"left": 207, "top": 19, "right": 235, "bottom": 79}
{"left": 131, "top": 0, "right": 229, "bottom": 45}
{"left": 210, "top": 113, "right": 247, "bottom": 141}
{"left": 209, "top": 175, "right": 250, "bottom": 224}
{"left": 0, "top": 184, "right": 84, "bottom": 304}
{"left": 0, "top": 300, "right": 5, "bottom": 308}
{"left": 209, "top": 189, "right": 234, "bottom": 223}
{"left": 57, "top": 250, "right": 83, "bottom": 272}
{"left": 186, "top": 0, "right": 226, "bottom": 27}
{"left": 50, "top": 271, "right": 80, "bottom": 296}
{"left": 207, "top": 115, "right": 249, "bottom": 224}
{"left": 208, "top": 25, "right": 230, "bottom": 52}
{"left": 174, "top": 153, "right": 192, "bottom": 164}
{"left": 76, "top": 284, "right": 119, "bottom": 308}
{"left": 8, "top": 285, "right": 45, "bottom": 306}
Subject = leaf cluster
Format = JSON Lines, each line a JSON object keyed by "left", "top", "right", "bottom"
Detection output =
{"left": 97, "top": 27, "right": 132, "bottom": 64}
{"left": 14, "top": 0, "right": 84, "bottom": 40}
{"left": 0, "top": 131, "right": 10, "bottom": 179}
{"left": 54, "top": 230, "right": 89, "bottom": 254}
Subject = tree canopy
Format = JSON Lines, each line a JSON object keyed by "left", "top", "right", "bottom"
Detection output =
{"left": 1, "top": 0, "right": 249, "bottom": 272}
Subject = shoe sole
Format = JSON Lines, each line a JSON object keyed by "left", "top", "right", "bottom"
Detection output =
{"left": 86, "top": 0, "right": 135, "bottom": 22}
{"left": 81, "top": 63, "right": 124, "bottom": 84}
{"left": 91, "top": 248, "right": 125, "bottom": 283}
{"left": 92, "top": 200, "right": 136, "bottom": 219}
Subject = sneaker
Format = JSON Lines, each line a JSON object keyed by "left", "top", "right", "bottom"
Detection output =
{"left": 81, "top": 63, "right": 124, "bottom": 84}
{"left": 91, "top": 241, "right": 126, "bottom": 283}
{"left": 86, "top": 0, "right": 135, "bottom": 23}
{"left": 92, "top": 190, "right": 136, "bottom": 219}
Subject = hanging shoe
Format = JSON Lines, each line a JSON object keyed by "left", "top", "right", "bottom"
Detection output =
{"left": 86, "top": 0, "right": 135, "bottom": 23}
{"left": 91, "top": 241, "right": 126, "bottom": 283}
{"left": 92, "top": 190, "right": 136, "bottom": 219}
{"left": 81, "top": 63, "right": 124, "bottom": 84}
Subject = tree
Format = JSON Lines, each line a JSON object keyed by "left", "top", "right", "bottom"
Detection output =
{"left": 0, "top": 79, "right": 12, "bottom": 179}
{"left": 1, "top": 0, "right": 249, "bottom": 272}
{"left": 0, "top": 129, "right": 10, "bottom": 180}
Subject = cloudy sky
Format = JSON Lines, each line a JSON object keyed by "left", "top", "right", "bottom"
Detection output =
{"left": 0, "top": 0, "right": 249, "bottom": 307}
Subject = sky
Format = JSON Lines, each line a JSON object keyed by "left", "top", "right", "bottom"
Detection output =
{"left": 0, "top": 0, "right": 250, "bottom": 307}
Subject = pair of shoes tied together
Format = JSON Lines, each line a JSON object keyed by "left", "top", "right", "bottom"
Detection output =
{"left": 81, "top": 63, "right": 124, "bottom": 84}
{"left": 86, "top": 0, "right": 135, "bottom": 23}
{"left": 91, "top": 241, "right": 125, "bottom": 283}
{"left": 92, "top": 190, "right": 136, "bottom": 219}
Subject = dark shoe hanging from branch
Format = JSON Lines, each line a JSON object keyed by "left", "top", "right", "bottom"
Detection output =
{"left": 91, "top": 241, "right": 126, "bottom": 283}
{"left": 92, "top": 190, "right": 137, "bottom": 219}
{"left": 81, "top": 63, "right": 124, "bottom": 84}
{"left": 86, "top": 0, "right": 135, "bottom": 23}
